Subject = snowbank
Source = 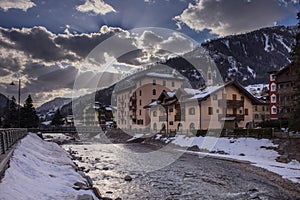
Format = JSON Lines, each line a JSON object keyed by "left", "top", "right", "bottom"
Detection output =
{"left": 0, "top": 133, "right": 95, "bottom": 200}
{"left": 171, "top": 135, "right": 300, "bottom": 183}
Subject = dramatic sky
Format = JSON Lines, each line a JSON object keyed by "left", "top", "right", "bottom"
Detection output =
{"left": 0, "top": 0, "right": 299, "bottom": 106}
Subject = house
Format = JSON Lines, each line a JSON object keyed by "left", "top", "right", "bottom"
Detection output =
{"left": 146, "top": 80, "right": 260, "bottom": 135}
{"left": 115, "top": 68, "right": 184, "bottom": 132}
{"left": 245, "top": 84, "right": 270, "bottom": 125}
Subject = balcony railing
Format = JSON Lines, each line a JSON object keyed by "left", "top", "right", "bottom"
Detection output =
{"left": 175, "top": 114, "right": 185, "bottom": 122}
{"left": 218, "top": 99, "right": 244, "bottom": 108}
{"left": 159, "top": 116, "right": 167, "bottom": 122}
{"left": 218, "top": 114, "right": 245, "bottom": 121}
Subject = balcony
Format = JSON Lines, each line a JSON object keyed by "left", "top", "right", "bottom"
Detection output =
{"left": 175, "top": 114, "right": 185, "bottom": 122}
{"left": 218, "top": 114, "right": 245, "bottom": 121}
{"left": 159, "top": 116, "right": 167, "bottom": 122}
{"left": 218, "top": 99, "right": 244, "bottom": 108}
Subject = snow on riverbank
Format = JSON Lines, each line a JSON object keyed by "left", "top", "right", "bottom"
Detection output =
{"left": 0, "top": 133, "right": 95, "bottom": 200}
{"left": 170, "top": 135, "right": 300, "bottom": 183}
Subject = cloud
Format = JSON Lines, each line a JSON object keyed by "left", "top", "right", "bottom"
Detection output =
{"left": 174, "top": 0, "right": 298, "bottom": 36}
{"left": 0, "top": 0, "right": 35, "bottom": 12}
{"left": 0, "top": 27, "right": 79, "bottom": 62}
{"left": 76, "top": 0, "right": 116, "bottom": 15}
{"left": 0, "top": 26, "right": 196, "bottom": 105}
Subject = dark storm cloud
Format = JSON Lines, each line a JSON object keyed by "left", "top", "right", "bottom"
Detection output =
{"left": 0, "top": 26, "right": 78, "bottom": 62}
{"left": 22, "top": 64, "right": 78, "bottom": 93}
{"left": 55, "top": 32, "right": 115, "bottom": 58}
{"left": 0, "top": 56, "right": 23, "bottom": 72}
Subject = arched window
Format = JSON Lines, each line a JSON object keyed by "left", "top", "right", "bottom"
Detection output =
{"left": 153, "top": 89, "right": 156, "bottom": 95}
{"left": 153, "top": 123, "right": 157, "bottom": 131}
{"left": 189, "top": 123, "right": 195, "bottom": 131}
{"left": 153, "top": 111, "right": 157, "bottom": 117}
{"left": 271, "top": 83, "right": 276, "bottom": 91}
{"left": 271, "top": 105, "right": 277, "bottom": 114}
{"left": 271, "top": 94, "right": 276, "bottom": 103}
{"left": 189, "top": 107, "right": 195, "bottom": 115}
{"left": 178, "top": 123, "right": 183, "bottom": 131}
{"left": 161, "top": 123, "right": 166, "bottom": 130}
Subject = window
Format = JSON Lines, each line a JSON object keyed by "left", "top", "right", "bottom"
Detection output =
{"left": 153, "top": 89, "right": 156, "bottom": 95}
{"left": 163, "top": 80, "right": 166, "bottom": 86}
{"left": 139, "top": 99, "right": 142, "bottom": 106}
{"left": 153, "top": 111, "right": 157, "bottom": 117}
{"left": 189, "top": 123, "right": 195, "bottom": 131}
{"left": 189, "top": 107, "right": 195, "bottom": 115}
{"left": 171, "top": 81, "right": 175, "bottom": 87}
{"left": 208, "top": 107, "right": 213, "bottom": 115}
{"left": 232, "top": 94, "right": 237, "bottom": 100}
{"left": 139, "top": 110, "right": 142, "bottom": 115}
{"left": 241, "top": 96, "right": 244, "bottom": 102}
{"left": 216, "top": 109, "right": 219, "bottom": 113}
{"left": 169, "top": 121, "right": 174, "bottom": 125}
{"left": 140, "top": 90, "right": 142, "bottom": 96}
{"left": 245, "top": 108, "right": 249, "bottom": 116}
{"left": 212, "top": 94, "right": 217, "bottom": 100}
{"left": 169, "top": 108, "right": 173, "bottom": 113}
{"left": 153, "top": 123, "right": 157, "bottom": 131}
{"left": 262, "top": 106, "right": 265, "bottom": 111}
{"left": 255, "top": 114, "right": 259, "bottom": 119}
{"left": 271, "top": 83, "right": 276, "bottom": 91}
{"left": 271, "top": 74, "right": 276, "bottom": 81}
{"left": 240, "top": 110, "right": 243, "bottom": 114}
{"left": 271, "top": 94, "right": 276, "bottom": 103}
{"left": 254, "top": 106, "right": 258, "bottom": 111}
{"left": 153, "top": 79, "right": 156, "bottom": 85}
{"left": 271, "top": 106, "right": 277, "bottom": 114}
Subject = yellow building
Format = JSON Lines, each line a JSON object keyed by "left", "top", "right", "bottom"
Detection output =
{"left": 146, "top": 80, "right": 260, "bottom": 135}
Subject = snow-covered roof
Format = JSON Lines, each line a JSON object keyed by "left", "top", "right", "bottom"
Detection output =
{"left": 146, "top": 72, "right": 183, "bottom": 79}
{"left": 105, "top": 107, "right": 113, "bottom": 111}
{"left": 189, "top": 85, "right": 224, "bottom": 100}
{"left": 245, "top": 84, "right": 268, "bottom": 98}
{"left": 167, "top": 91, "right": 176, "bottom": 97}
{"left": 183, "top": 88, "right": 201, "bottom": 95}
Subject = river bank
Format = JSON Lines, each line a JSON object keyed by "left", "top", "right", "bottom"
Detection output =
{"left": 63, "top": 134, "right": 300, "bottom": 199}
{"left": 0, "top": 133, "right": 97, "bottom": 200}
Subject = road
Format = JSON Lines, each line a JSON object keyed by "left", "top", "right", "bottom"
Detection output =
{"left": 64, "top": 143, "right": 295, "bottom": 200}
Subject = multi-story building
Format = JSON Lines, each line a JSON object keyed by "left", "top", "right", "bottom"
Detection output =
{"left": 253, "top": 103, "right": 270, "bottom": 125}
{"left": 276, "top": 65, "right": 298, "bottom": 120}
{"left": 94, "top": 102, "right": 115, "bottom": 130}
{"left": 146, "top": 80, "right": 260, "bottom": 134}
{"left": 115, "top": 69, "right": 184, "bottom": 132}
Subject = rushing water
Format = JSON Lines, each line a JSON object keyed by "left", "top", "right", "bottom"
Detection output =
{"left": 63, "top": 143, "right": 291, "bottom": 200}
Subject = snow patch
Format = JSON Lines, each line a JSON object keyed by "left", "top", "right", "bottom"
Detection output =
{"left": 0, "top": 133, "right": 95, "bottom": 200}
{"left": 171, "top": 135, "right": 300, "bottom": 183}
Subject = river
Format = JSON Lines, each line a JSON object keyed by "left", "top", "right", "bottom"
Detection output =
{"left": 63, "top": 142, "right": 292, "bottom": 200}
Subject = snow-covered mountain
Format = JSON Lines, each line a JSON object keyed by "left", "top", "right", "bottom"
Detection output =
{"left": 36, "top": 97, "right": 71, "bottom": 117}
{"left": 39, "top": 25, "right": 298, "bottom": 113}
{"left": 200, "top": 25, "right": 297, "bottom": 85}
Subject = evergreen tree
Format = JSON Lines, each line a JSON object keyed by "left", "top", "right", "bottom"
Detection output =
{"left": 289, "top": 12, "right": 300, "bottom": 131}
{"left": 20, "top": 95, "right": 39, "bottom": 128}
{"left": 51, "top": 109, "right": 64, "bottom": 127}
{"left": 3, "top": 96, "right": 18, "bottom": 128}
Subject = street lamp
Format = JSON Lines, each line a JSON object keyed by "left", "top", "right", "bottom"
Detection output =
{"left": 10, "top": 79, "right": 21, "bottom": 128}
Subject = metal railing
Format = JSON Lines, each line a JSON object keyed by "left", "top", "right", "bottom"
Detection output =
{"left": 0, "top": 129, "right": 27, "bottom": 155}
